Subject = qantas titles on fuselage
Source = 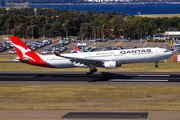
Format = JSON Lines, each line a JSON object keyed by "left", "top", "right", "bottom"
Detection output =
{"left": 96, "top": 49, "right": 152, "bottom": 56}
{"left": 120, "top": 49, "right": 151, "bottom": 54}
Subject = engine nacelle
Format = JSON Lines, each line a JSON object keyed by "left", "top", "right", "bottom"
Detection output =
{"left": 104, "top": 61, "right": 117, "bottom": 69}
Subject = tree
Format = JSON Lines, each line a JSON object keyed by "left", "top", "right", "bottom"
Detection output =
{"left": 123, "top": 20, "right": 133, "bottom": 38}
{"left": 101, "top": 16, "right": 109, "bottom": 24}
{"left": 148, "top": 19, "right": 157, "bottom": 34}
{"left": 25, "top": 25, "right": 39, "bottom": 38}
{"left": 79, "top": 23, "right": 88, "bottom": 38}
{"left": 177, "top": 23, "right": 180, "bottom": 31}
{"left": 135, "top": 22, "right": 144, "bottom": 38}
{"left": 161, "top": 19, "right": 174, "bottom": 31}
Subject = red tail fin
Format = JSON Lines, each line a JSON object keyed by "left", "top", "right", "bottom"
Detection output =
{"left": 9, "top": 36, "right": 50, "bottom": 67}
{"left": 75, "top": 47, "right": 81, "bottom": 52}
{"left": 74, "top": 47, "right": 84, "bottom": 53}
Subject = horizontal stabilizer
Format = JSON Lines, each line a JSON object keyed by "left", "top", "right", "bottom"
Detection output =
{"left": 54, "top": 52, "right": 61, "bottom": 56}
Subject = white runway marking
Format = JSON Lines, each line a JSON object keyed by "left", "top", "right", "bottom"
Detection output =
{"left": 109, "top": 79, "right": 169, "bottom": 82}
{"left": 0, "top": 76, "right": 34, "bottom": 78}
{"left": 113, "top": 75, "right": 170, "bottom": 77}
{"left": 138, "top": 75, "right": 170, "bottom": 77}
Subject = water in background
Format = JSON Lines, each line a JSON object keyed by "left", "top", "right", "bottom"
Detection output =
{"left": 29, "top": 4, "right": 180, "bottom": 15}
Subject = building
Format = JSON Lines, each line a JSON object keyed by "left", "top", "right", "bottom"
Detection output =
{"left": 1, "top": 0, "right": 5, "bottom": 7}
{"left": 85, "top": 0, "right": 133, "bottom": 2}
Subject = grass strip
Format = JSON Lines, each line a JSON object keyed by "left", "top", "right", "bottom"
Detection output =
{"left": 0, "top": 85, "right": 180, "bottom": 110}
{"left": 136, "top": 14, "right": 180, "bottom": 18}
{"left": 0, "top": 58, "right": 179, "bottom": 72}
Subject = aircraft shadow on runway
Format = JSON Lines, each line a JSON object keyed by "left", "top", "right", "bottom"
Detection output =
{"left": 0, "top": 72, "right": 135, "bottom": 82}
{"left": 1, "top": 72, "right": 175, "bottom": 82}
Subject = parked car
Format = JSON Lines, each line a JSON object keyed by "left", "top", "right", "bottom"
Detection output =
{"left": 101, "top": 47, "right": 112, "bottom": 51}
{"left": 40, "top": 49, "right": 51, "bottom": 54}
{"left": 89, "top": 39, "right": 97, "bottom": 42}
{"left": 102, "top": 38, "right": 107, "bottom": 42}
{"left": 9, "top": 49, "right": 17, "bottom": 54}
{"left": 4, "top": 41, "right": 13, "bottom": 48}
{"left": 140, "top": 38, "right": 147, "bottom": 42}
{"left": 43, "top": 40, "right": 51, "bottom": 45}
{"left": 0, "top": 46, "right": 4, "bottom": 52}
{"left": 112, "top": 46, "right": 123, "bottom": 50}
{"left": 84, "top": 46, "right": 93, "bottom": 52}
{"left": 123, "top": 38, "right": 131, "bottom": 42}
{"left": 114, "top": 38, "right": 122, "bottom": 42}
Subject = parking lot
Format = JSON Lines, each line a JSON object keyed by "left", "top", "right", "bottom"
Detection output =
{"left": 0, "top": 37, "right": 165, "bottom": 55}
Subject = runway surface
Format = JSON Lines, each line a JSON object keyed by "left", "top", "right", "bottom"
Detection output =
{"left": 0, "top": 72, "right": 180, "bottom": 85}
{"left": 0, "top": 72, "right": 180, "bottom": 120}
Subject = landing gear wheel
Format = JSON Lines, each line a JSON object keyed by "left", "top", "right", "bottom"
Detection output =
{"left": 86, "top": 66, "right": 97, "bottom": 76}
{"left": 86, "top": 72, "right": 90, "bottom": 76}
{"left": 93, "top": 68, "right": 97, "bottom": 72}
{"left": 86, "top": 71, "right": 94, "bottom": 76}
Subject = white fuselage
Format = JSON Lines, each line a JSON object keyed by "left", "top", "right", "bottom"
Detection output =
{"left": 40, "top": 48, "right": 173, "bottom": 68}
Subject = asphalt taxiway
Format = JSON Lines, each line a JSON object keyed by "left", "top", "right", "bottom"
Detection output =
{"left": 0, "top": 72, "right": 180, "bottom": 85}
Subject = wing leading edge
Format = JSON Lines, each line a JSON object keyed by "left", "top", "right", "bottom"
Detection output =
{"left": 54, "top": 52, "right": 103, "bottom": 64}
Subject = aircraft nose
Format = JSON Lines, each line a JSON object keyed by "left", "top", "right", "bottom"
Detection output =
{"left": 169, "top": 51, "right": 173, "bottom": 57}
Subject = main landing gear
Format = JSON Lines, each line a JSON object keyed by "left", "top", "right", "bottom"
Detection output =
{"left": 155, "top": 62, "right": 158, "bottom": 68}
{"left": 86, "top": 67, "right": 97, "bottom": 76}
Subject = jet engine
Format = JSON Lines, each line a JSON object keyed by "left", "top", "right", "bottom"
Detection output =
{"left": 103, "top": 61, "right": 117, "bottom": 69}
{"left": 21, "top": 58, "right": 30, "bottom": 63}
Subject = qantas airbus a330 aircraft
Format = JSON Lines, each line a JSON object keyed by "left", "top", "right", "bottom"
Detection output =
{"left": 9, "top": 36, "right": 173, "bottom": 75}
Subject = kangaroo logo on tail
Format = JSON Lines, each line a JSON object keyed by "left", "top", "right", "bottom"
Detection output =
{"left": 12, "top": 43, "right": 36, "bottom": 62}
{"left": 9, "top": 36, "right": 50, "bottom": 67}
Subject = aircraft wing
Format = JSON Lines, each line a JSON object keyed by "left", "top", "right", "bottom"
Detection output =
{"left": 54, "top": 52, "right": 102, "bottom": 65}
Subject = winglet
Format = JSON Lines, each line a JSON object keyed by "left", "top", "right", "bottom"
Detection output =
{"left": 75, "top": 47, "right": 81, "bottom": 52}
{"left": 54, "top": 52, "right": 61, "bottom": 56}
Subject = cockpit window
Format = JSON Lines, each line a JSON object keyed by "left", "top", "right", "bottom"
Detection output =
{"left": 164, "top": 50, "right": 169, "bottom": 52}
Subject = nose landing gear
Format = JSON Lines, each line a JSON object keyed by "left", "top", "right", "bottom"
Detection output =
{"left": 155, "top": 62, "right": 158, "bottom": 68}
